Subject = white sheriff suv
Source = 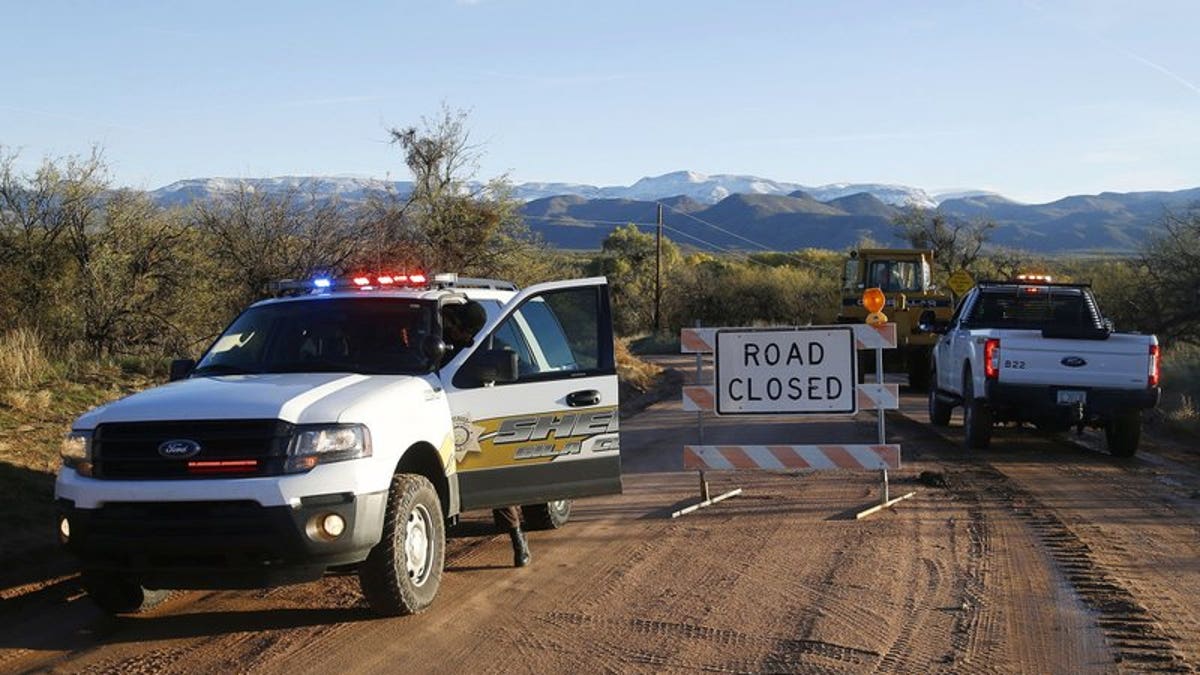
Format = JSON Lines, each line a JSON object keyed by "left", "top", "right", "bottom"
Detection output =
{"left": 55, "top": 274, "right": 622, "bottom": 615}
{"left": 925, "top": 278, "right": 1160, "bottom": 455}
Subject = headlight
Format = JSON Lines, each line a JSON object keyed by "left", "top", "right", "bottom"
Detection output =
{"left": 287, "top": 424, "right": 371, "bottom": 473}
{"left": 61, "top": 431, "right": 94, "bottom": 475}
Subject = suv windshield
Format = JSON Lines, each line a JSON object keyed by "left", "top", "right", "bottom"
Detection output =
{"left": 966, "top": 287, "right": 1102, "bottom": 330}
{"left": 194, "top": 298, "right": 437, "bottom": 376}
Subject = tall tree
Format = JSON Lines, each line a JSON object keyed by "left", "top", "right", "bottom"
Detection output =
{"left": 0, "top": 146, "right": 107, "bottom": 339}
{"left": 892, "top": 207, "right": 995, "bottom": 279}
{"left": 191, "top": 183, "right": 364, "bottom": 313}
{"left": 385, "top": 106, "right": 537, "bottom": 277}
{"left": 1134, "top": 209, "right": 1200, "bottom": 343}
{"left": 589, "top": 224, "right": 681, "bottom": 335}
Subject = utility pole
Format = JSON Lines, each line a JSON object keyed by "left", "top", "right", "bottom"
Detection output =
{"left": 655, "top": 203, "right": 663, "bottom": 333}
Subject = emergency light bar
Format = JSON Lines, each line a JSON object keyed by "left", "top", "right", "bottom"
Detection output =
{"left": 268, "top": 272, "right": 430, "bottom": 296}
{"left": 1015, "top": 273, "right": 1053, "bottom": 283}
{"left": 267, "top": 271, "right": 515, "bottom": 297}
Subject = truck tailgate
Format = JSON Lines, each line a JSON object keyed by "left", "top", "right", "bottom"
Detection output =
{"left": 997, "top": 332, "right": 1150, "bottom": 390}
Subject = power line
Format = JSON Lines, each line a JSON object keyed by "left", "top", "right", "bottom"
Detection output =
{"left": 659, "top": 223, "right": 775, "bottom": 269}
{"left": 521, "top": 213, "right": 774, "bottom": 268}
{"left": 655, "top": 201, "right": 827, "bottom": 270}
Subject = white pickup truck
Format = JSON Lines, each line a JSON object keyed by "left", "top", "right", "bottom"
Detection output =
{"left": 924, "top": 280, "right": 1160, "bottom": 455}
{"left": 55, "top": 274, "right": 621, "bottom": 616}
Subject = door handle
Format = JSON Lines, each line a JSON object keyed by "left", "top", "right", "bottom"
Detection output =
{"left": 566, "top": 390, "right": 600, "bottom": 407}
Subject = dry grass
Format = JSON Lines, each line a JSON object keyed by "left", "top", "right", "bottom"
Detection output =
{"left": 0, "top": 390, "right": 52, "bottom": 413}
{"left": 0, "top": 328, "right": 55, "bottom": 389}
{"left": 616, "top": 338, "right": 663, "bottom": 394}
{"left": 1158, "top": 344, "right": 1200, "bottom": 436}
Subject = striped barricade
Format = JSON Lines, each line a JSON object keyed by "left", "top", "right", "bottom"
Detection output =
{"left": 683, "top": 444, "right": 901, "bottom": 471}
{"left": 682, "top": 383, "right": 899, "bottom": 412}
{"left": 681, "top": 324, "right": 896, "bottom": 354}
{"left": 675, "top": 323, "right": 912, "bottom": 519}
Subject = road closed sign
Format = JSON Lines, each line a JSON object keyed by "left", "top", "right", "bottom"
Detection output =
{"left": 714, "top": 327, "right": 857, "bottom": 415}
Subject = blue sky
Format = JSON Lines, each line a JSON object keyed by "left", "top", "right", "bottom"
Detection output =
{"left": 2, "top": 0, "right": 1197, "bottom": 203}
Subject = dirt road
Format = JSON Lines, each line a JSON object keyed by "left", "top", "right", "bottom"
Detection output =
{"left": 3, "top": 384, "right": 1199, "bottom": 673}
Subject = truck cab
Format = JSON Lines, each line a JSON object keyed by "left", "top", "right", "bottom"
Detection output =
{"left": 55, "top": 274, "right": 621, "bottom": 616}
{"left": 837, "top": 248, "right": 953, "bottom": 388}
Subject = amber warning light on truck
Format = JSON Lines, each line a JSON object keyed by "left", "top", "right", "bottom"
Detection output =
{"left": 714, "top": 327, "right": 858, "bottom": 415}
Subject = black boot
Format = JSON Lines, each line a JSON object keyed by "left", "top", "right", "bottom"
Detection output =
{"left": 509, "top": 527, "right": 531, "bottom": 567}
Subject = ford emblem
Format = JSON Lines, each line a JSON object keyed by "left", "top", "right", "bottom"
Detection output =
{"left": 158, "top": 438, "right": 202, "bottom": 459}
{"left": 1061, "top": 356, "right": 1087, "bottom": 368}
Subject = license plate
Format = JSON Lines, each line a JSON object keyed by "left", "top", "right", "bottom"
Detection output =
{"left": 1057, "top": 390, "right": 1086, "bottom": 405}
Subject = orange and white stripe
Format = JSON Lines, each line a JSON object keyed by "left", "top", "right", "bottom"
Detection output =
{"left": 680, "top": 327, "right": 721, "bottom": 354}
{"left": 853, "top": 323, "right": 897, "bottom": 350}
{"left": 682, "top": 385, "right": 717, "bottom": 412}
{"left": 682, "top": 324, "right": 895, "bottom": 354}
{"left": 682, "top": 384, "right": 899, "bottom": 412}
{"left": 683, "top": 444, "right": 900, "bottom": 471}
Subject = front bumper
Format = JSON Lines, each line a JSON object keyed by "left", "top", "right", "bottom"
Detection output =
{"left": 985, "top": 381, "right": 1160, "bottom": 421}
{"left": 57, "top": 490, "right": 386, "bottom": 589}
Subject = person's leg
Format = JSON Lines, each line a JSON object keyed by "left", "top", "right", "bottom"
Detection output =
{"left": 492, "top": 506, "right": 530, "bottom": 567}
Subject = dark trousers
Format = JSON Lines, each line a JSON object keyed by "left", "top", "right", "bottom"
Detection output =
{"left": 493, "top": 506, "right": 520, "bottom": 531}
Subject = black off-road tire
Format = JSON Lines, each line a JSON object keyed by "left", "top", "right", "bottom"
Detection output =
{"left": 1105, "top": 412, "right": 1141, "bottom": 458}
{"left": 521, "top": 499, "right": 572, "bottom": 530}
{"left": 359, "top": 473, "right": 445, "bottom": 616}
{"left": 907, "top": 350, "right": 931, "bottom": 391}
{"left": 962, "top": 373, "right": 992, "bottom": 449}
{"left": 81, "top": 571, "right": 170, "bottom": 615}
{"left": 928, "top": 381, "right": 952, "bottom": 427}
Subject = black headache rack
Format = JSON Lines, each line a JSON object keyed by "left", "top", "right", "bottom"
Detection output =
{"left": 976, "top": 280, "right": 1092, "bottom": 289}
{"left": 973, "top": 280, "right": 1113, "bottom": 340}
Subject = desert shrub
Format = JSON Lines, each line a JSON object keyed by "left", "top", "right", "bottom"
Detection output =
{"left": 615, "top": 338, "right": 663, "bottom": 393}
{"left": 0, "top": 328, "right": 55, "bottom": 389}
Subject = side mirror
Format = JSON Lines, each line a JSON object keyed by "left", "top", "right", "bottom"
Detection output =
{"left": 421, "top": 335, "right": 447, "bottom": 367}
{"left": 169, "top": 358, "right": 195, "bottom": 382}
{"left": 467, "top": 348, "right": 519, "bottom": 385}
{"left": 917, "top": 310, "right": 948, "bottom": 335}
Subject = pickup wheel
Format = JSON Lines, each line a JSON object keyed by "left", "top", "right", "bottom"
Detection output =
{"left": 962, "top": 375, "right": 992, "bottom": 449}
{"left": 1105, "top": 412, "right": 1141, "bottom": 458}
{"left": 81, "top": 571, "right": 169, "bottom": 615}
{"left": 928, "top": 384, "right": 952, "bottom": 427}
{"left": 522, "top": 499, "right": 572, "bottom": 530}
{"left": 359, "top": 473, "right": 445, "bottom": 616}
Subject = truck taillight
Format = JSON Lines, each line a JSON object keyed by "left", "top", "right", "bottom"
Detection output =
{"left": 1149, "top": 344, "right": 1160, "bottom": 387}
{"left": 984, "top": 338, "right": 1000, "bottom": 380}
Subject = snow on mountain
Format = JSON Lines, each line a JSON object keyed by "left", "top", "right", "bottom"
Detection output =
{"left": 511, "top": 182, "right": 605, "bottom": 201}
{"left": 147, "top": 171, "right": 965, "bottom": 209}
{"left": 931, "top": 189, "right": 1010, "bottom": 204}
{"left": 804, "top": 183, "right": 937, "bottom": 209}
{"left": 520, "top": 171, "right": 940, "bottom": 208}
{"left": 607, "top": 170, "right": 807, "bottom": 203}
{"left": 151, "top": 176, "right": 406, "bottom": 206}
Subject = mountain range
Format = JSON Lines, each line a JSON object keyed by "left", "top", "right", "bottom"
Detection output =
{"left": 148, "top": 171, "right": 1200, "bottom": 254}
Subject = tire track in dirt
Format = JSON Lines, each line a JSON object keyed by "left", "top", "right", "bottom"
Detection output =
{"left": 5, "top": 530, "right": 511, "bottom": 675}
{"left": 894, "top": 403, "right": 1197, "bottom": 672}
{"left": 511, "top": 513, "right": 761, "bottom": 672}
{"left": 1011, "top": 462, "right": 1200, "bottom": 670}
{"left": 228, "top": 531, "right": 514, "bottom": 672}
{"left": 952, "top": 463, "right": 1191, "bottom": 672}
{"left": 540, "top": 612, "right": 880, "bottom": 673}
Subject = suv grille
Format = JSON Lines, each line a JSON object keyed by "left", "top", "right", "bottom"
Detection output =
{"left": 93, "top": 420, "right": 294, "bottom": 479}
